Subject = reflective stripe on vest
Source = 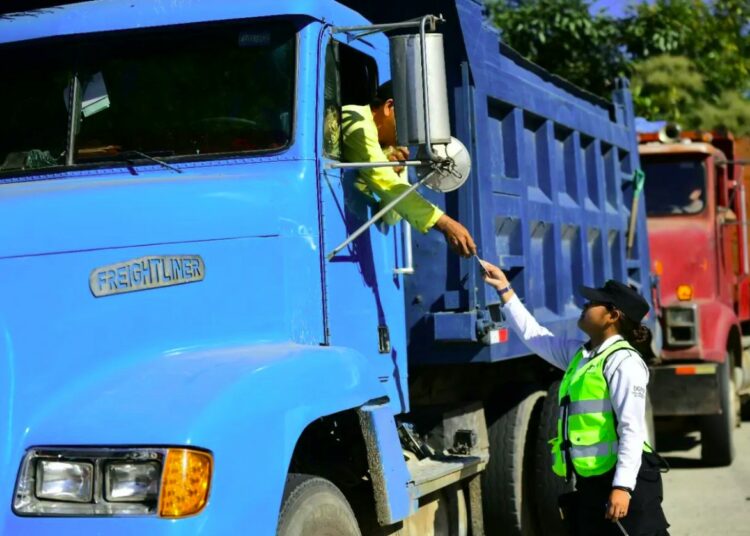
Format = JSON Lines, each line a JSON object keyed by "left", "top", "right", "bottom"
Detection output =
{"left": 550, "top": 340, "right": 642, "bottom": 479}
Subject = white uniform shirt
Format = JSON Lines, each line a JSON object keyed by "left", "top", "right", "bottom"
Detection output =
{"left": 503, "top": 294, "right": 650, "bottom": 490}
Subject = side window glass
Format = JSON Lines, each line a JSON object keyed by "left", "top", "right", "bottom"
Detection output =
{"left": 339, "top": 44, "right": 378, "bottom": 106}
{"left": 321, "top": 39, "right": 378, "bottom": 162}
{"left": 323, "top": 41, "right": 342, "bottom": 159}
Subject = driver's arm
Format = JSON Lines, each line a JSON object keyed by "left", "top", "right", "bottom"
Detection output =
{"left": 341, "top": 105, "right": 443, "bottom": 233}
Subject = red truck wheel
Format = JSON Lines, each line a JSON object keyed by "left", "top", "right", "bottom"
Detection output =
{"left": 277, "top": 474, "right": 361, "bottom": 536}
{"left": 700, "top": 353, "right": 737, "bottom": 466}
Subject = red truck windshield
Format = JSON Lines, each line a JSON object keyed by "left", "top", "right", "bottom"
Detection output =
{"left": 0, "top": 20, "right": 295, "bottom": 174}
{"left": 643, "top": 156, "right": 707, "bottom": 216}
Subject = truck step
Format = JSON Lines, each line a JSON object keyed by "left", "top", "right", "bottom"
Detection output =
{"left": 406, "top": 454, "right": 487, "bottom": 499}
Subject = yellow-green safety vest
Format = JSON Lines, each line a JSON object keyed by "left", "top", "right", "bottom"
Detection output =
{"left": 550, "top": 340, "right": 651, "bottom": 479}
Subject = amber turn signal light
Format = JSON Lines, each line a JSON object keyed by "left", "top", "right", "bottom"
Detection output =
{"left": 159, "top": 449, "right": 212, "bottom": 518}
{"left": 676, "top": 284, "right": 693, "bottom": 301}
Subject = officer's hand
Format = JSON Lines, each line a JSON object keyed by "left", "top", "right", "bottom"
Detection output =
{"left": 479, "top": 260, "right": 509, "bottom": 290}
{"left": 385, "top": 146, "right": 410, "bottom": 175}
{"left": 606, "top": 489, "right": 631, "bottom": 522}
{"left": 434, "top": 215, "right": 476, "bottom": 257}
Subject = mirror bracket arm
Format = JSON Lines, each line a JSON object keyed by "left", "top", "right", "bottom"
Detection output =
{"left": 326, "top": 159, "right": 430, "bottom": 170}
{"left": 331, "top": 15, "right": 443, "bottom": 42}
{"left": 325, "top": 171, "right": 437, "bottom": 260}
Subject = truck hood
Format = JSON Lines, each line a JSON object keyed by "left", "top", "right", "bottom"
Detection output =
{"left": 0, "top": 161, "right": 325, "bottom": 492}
{"left": 647, "top": 216, "right": 715, "bottom": 304}
{"left": 0, "top": 162, "right": 316, "bottom": 259}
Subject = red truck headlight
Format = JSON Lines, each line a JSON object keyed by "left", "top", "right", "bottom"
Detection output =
{"left": 665, "top": 305, "right": 698, "bottom": 346}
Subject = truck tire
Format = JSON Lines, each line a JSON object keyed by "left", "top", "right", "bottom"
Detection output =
{"left": 277, "top": 474, "right": 361, "bottom": 536}
{"left": 482, "top": 386, "right": 546, "bottom": 536}
{"left": 700, "top": 354, "right": 736, "bottom": 466}
{"left": 532, "top": 380, "right": 574, "bottom": 536}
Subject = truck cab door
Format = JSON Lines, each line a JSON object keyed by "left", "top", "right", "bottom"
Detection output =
{"left": 716, "top": 164, "right": 741, "bottom": 293}
{"left": 317, "top": 34, "right": 410, "bottom": 414}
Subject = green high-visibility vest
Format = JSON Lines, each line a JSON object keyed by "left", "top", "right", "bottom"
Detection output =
{"left": 550, "top": 340, "right": 649, "bottom": 479}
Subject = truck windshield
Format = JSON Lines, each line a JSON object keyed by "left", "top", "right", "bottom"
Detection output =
{"left": 643, "top": 156, "right": 707, "bottom": 216}
{"left": 0, "top": 20, "right": 295, "bottom": 174}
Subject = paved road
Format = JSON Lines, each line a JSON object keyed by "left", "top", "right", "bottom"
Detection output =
{"left": 658, "top": 419, "right": 750, "bottom": 535}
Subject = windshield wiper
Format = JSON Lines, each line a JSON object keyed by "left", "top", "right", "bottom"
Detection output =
{"left": 125, "top": 150, "right": 182, "bottom": 174}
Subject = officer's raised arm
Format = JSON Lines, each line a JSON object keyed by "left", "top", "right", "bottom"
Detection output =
{"left": 480, "top": 259, "right": 583, "bottom": 370}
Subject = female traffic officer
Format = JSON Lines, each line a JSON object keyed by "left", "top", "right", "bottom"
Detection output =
{"left": 480, "top": 259, "right": 670, "bottom": 536}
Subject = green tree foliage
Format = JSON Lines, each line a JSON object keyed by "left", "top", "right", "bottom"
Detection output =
{"left": 489, "top": 0, "right": 627, "bottom": 96}
{"left": 488, "top": 0, "right": 750, "bottom": 134}
{"left": 621, "top": 0, "right": 750, "bottom": 99}
{"left": 691, "top": 90, "right": 750, "bottom": 134}
{"left": 630, "top": 55, "right": 704, "bottom": 122}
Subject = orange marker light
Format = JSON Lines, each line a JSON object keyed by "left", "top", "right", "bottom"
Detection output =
{"left": 159, "top": 449, "right": 212, "bottom": 518}
{"left": 653, "top": 260, "right": 663, "bottom": 276}
{"left": 676, "top": 285, "right": 693, "bottom": 301}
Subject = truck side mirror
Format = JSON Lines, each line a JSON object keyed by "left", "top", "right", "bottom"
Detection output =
{"left": 389, "top": 29, "right": 472, "bottom": 190}
{"left": 416, "top": 137, "right": 471, "bottom": 192}
{"left": 389, "top": 32, "right": 451, "bottom": 149}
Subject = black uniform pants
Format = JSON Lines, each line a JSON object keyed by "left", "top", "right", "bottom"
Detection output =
{"left": 561, "top": 452, "right": 670, "bottom": 536}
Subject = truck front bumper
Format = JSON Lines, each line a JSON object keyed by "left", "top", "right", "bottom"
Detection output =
{"left": 649, "top": 363, "right": 721, "bottom": 416}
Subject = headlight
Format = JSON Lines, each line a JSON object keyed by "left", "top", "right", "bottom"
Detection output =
{"left": 105, "top": 462, "right": 160, "bottom": 502}
{"left": 36, "top": 461, "right": 93, "bottom": 503}
{"left": 13, "top": 447, "right": 212, "bottom": 517}
{"left": 667, "top": 308, "right": 695, "bottom": 325}
{"left": 665, "top": 306, "right": 699, "bottom": 346}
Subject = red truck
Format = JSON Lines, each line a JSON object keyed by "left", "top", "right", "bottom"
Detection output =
{"left": 639, "top": 126, "right": 750, "bottom": 466}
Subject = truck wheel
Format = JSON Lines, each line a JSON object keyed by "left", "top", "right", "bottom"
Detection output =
{"left": 277, "top": 474, "right": 361, "bottom": 536}
{"left": 482, "top": 386, "right": 546, "bottom": 536}
{"left": 533, "top": 380, "right": 574, "bottom": 536}
{"left": 700, "top": 354, "right": 736, "bottom": 466}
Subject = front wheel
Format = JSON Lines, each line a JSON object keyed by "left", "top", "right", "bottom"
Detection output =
{"left": 277, "top": 474, "right": 361, "bottom": 536}
{"left": 700, "top": 354, "right": 737, "bottom": 466}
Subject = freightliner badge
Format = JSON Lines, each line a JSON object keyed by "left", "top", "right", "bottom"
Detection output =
{"left": 89, "top": 255, "right": 205, "bottom": 297}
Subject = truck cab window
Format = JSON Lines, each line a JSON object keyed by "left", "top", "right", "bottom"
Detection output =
{"left": 321, "top": 40, "right": 378, "bottom": 161}
{"left": 0, "top": 20, "right": 296, "bottom": 174}
{"left": 323, "top": 42, "right": 342, "bottom": 159}
{"left": 643, "top": 156, "right": 707, "bottom": 216}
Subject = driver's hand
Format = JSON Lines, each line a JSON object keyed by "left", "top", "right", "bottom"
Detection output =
{"left": 384, "top": 146, "right": 410, "bottom": 175}
{"left": 434, "top": 215, "right": 476, "bottom": 257}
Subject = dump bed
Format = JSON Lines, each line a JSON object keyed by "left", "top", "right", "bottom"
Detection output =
{"left": 344, "top": 0, "right": 653, "bottom": 364}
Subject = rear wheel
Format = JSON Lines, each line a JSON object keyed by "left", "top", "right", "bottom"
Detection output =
{"left": 700, "top": 354, "right": 737, "bottom": 466}
{"left": 277, "top": 474, "right": 361, "bottom": 536}
{"left": 533, "top": 380, "right": 574, "bottom": 536}
{"left": 482, "top": 386, "right": 546, "bottom": 536}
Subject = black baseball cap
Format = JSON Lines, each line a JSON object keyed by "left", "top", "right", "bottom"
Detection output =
{"left": 579, "top": 280, "right": 649, "bottom": 323}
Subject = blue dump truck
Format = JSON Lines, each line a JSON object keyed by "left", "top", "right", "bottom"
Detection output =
{"left": 0, "top": 0, "right": 654, "bottom": 534}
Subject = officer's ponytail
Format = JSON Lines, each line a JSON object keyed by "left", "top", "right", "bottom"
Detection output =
{"left": 608, "top": 305, "right": 655, "bottom": 361}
